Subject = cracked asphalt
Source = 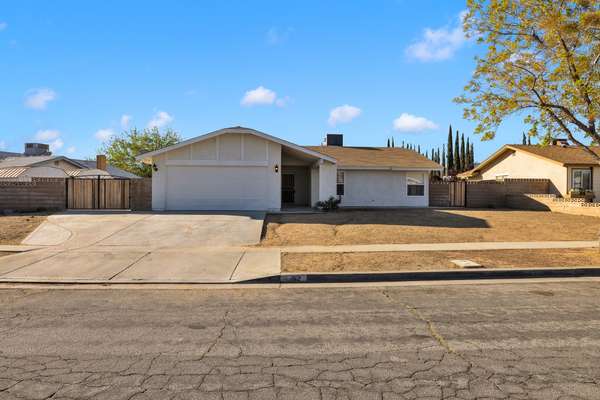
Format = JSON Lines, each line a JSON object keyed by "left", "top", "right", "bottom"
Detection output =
{"left": 1, "top": 282, "right": 600, "bottom": 399}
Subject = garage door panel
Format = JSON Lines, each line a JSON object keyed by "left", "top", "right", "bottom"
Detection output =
{"left": 165, "top": 166, "right": 270, "bottom": 210}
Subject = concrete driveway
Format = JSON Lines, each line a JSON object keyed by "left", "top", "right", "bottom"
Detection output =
{"left": 0, "top": 211, "right": 280, "bottom": 283}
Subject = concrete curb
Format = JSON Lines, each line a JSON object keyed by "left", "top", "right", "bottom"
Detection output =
{"left": 2, "top": 267, "right": 600, "bottom": 286}
{"left": 278, "top": 266, "right": 600, "bottom": 284}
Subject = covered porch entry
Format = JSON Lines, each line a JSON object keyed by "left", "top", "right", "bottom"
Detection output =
{"left": 280, "top": 147, "right": 328, "bottom": 209}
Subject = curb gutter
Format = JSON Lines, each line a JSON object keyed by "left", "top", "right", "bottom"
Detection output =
{"left": 277, "top": 267, "right": 600, "bottom": 284}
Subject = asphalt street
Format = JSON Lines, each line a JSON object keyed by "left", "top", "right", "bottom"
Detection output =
{"left": 1, "top": 281, "right": 600, "bottom": 399}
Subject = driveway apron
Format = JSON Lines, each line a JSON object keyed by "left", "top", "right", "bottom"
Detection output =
{"left": 0, "top": 211, "right": 280, "bottom": 283}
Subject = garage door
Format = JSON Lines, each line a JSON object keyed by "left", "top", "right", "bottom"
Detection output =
{"left": 165, "top": 166, "right": 271, "bottom": 210}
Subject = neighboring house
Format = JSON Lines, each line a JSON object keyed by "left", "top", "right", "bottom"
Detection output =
{"left": 137, "top": 126, "right": 442, "bottom": 211}
{"left": 459, "top": 141, "right": 600, "bottom": 197}
{"left": 0, "top": 143, "right": 139, "bottom": 180}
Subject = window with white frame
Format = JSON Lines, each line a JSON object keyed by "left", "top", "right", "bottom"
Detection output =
{"left": 571, "top": 168, "right": 592, "bottom": 191}
{"left": 336, "top": 171, "right": 345, "bottom": 196}
{"left": 407, "top": 172, "right": 425, "bottom": 196}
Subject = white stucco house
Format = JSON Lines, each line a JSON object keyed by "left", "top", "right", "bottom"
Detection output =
{"left": 137, "top": 126, "right": 442, "bottom": 211}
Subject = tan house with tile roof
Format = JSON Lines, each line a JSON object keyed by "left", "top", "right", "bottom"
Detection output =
{"left": 460, "top": 143, "right": 600, "bottom": 197}
{"left": 137, "top": 127, "right": 442, "bottom": 211}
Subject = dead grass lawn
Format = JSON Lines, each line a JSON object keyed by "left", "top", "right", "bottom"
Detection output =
{"left": 262, "top": 209, "right": 600, "bottom": 246}
{"left": 282, "top": 248, "right": 600, "bottom": 272}
{"left": 0, "top": 214, "right": 47, "bottom": 245}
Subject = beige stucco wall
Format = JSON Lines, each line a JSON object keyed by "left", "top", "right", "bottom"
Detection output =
{"left": 479, "top": 150, "right": 567, "bottom": 196}
{"left": 151, "top": 132, "right": 281, "bottom": 210}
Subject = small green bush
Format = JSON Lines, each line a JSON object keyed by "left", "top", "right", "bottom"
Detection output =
{"left": 316, "top": 196, "right": 341, "bottom": 211}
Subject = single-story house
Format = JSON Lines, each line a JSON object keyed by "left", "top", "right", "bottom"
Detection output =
{"left": 137, "top": 126, "right": 442, "bottom": 211}
{"left": 459, "top": 141, "right": 600, "bottom": 197}
{"left": 0, "top": 143, "right": 139, "bottom": 180}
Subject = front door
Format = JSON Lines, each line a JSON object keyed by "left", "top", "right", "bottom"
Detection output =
{"left": 282, "top": 173, "right": 295, "bottom": 203}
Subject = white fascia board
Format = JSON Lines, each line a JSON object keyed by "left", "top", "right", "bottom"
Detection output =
{"left": 339, "top": 166, "right": 443, "bottom": 172}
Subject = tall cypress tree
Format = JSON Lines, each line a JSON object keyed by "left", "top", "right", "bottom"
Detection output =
{"left": 527, "top": 135, "right": 531, "bottom": 145}
{"left": 460, "top": 133, "right": 466, "bottom": 172}
{"left": 391, "top": 137, "right": 395, "bottom": 148}
{"left": 522, "top": 132, "right": 527, "bottom": 145}
{"left": 447, "top": 125, "right": 454, "bottom": 172}
{"left": 454, "top": 132, "right": 460, "bottom": 174}
{"left": 387, "top": 138, "right": 390, "bottom": 148}
{"left": 465, "top": 137, "right": 471, "bottom": 169}
{"left": 442, "top": 147, "right": 446, "bottom": 175}
{"left": 470, "top": 142, "right": 475, "bottom": 168}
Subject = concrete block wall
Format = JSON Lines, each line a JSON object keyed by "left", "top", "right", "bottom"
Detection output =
{"left": 0, "top": 178, "right": 66, "bottom": 212}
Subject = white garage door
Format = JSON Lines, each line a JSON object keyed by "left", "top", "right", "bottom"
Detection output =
{"left": 165, "top": 166, "right": 271, "bottom": 210}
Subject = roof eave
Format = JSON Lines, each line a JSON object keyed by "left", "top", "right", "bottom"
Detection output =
{"left": 135, "top": 127, "right": 337, "bottom": 164}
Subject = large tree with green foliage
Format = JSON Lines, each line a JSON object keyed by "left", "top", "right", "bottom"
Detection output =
{"left": 99, "top": 127, "right": 181, "bottom": 177}
{"left": 456, "top": 0, "right": 600, "bottom": 159}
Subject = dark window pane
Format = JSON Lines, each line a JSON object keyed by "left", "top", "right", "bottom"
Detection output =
{"left": 407, "top": 185, "right": 424, "bottom": 196}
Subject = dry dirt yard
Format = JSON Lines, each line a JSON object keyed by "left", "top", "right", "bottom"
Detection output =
{"left": 282, "top": 248, "right": 600, "bottom": 272}
{"left": 0, "top": 214, "right": 47, "bottom": 245}
{"left": 261, "top": 208, "right": 600, "bottom": 246}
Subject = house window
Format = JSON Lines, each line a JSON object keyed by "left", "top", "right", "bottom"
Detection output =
{"left": 336, "top": 171, "right": 345, "bottom": 196}
{"left": 571, "top": 168, "right": 592, "bottom": 191}
{"left": 407, "top": 172, "right": 425, "bottom": 196}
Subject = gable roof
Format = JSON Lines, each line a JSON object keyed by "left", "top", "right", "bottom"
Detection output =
{"left": 0, "top": 156, "right": 140, "bottom": 178}
{"left": 136, "top": 126, "right": 337, "bottom": 163}
{"left": 0, "top": 155, "right": 86, "bottom": 169}
{"left": 72, "top": 159, "right": 140, "bottom": 179}
{"left": 463, "top": 144, "right": 600, "bottom": 177}
{"left": 304, "top": 146, "right": 442, "bottom": 170}
{"left": 509, "top": 144, "right": 600, "bottom": 164}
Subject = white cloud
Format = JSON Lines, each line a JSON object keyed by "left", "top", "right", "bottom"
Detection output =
{"left": 266, "top": 27, "right": 292, "bottom": 45}
{"left": 66, "top": 146, "right": 76, "bottom": 154}
{"left": 120, "top": 114, "right": 132, "bottom": 129}
{"left": 24, "top": 88, "right": 57, "bottom": 110}
{"left": 34, "top": 129, "right": 61, "bottom": 141}
{"left": 49, "top": 138, "right": 63, "bottom": 152}
{"left": 241, "top": 86, "right": 278, "bottom": 106}
{"left": 328, "top": 105, "right": 362, "bottom": 126}
{"left": 95, "top": 128, "right": 115, "bottom": 142}
{"left": 406, "top": 11, "right": 467, "bottom": 62}
{"left": 393, "top": 113, "right": 438, "bottom": 132}
{"left": 147, "top": 111, "right": 173, "bottom": 128}
{"left": 0, "top": 22, "right": 7, "bottom": 31}
{"left": 0, "top": 140, "right": 6, "bottom": 150}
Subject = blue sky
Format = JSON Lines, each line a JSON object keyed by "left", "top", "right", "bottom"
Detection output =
{"left": 0, "top": 0, "right": 525, "bottom": 161}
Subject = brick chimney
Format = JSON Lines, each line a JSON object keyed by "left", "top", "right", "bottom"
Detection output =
{"left": 96, "top": 155, "right": 107, "bottom": 170}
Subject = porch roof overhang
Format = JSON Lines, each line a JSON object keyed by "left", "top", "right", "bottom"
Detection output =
{"left": 136, "top": 126, "right": 337, "bottom": 164}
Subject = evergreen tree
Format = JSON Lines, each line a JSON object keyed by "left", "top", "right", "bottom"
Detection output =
{"left": 465, "top": 138, "right": 471, "bottom": 169}
{"left": 387, "top": 138, "right": 390, "bottom": 148}
{"left": 418, "top": 145, "right": 421, "bottom": 154}
{"left": 391, "top": 137, "right": 395, "bottom": 148}
{"left": 470, "top": 143, "right": 475, "bottom": 168}
{"left": 447, "top": 125, "right": 454, "bottom": 172}
{"left": 460, "top": 133, "right": 466, "bottom": 172}
{"left": 527, "top": 135, "right": 531, "bottom": 145}
{"left": 442, "top": 147, "right": 446, "bottom": 175}
{"left": 454, "top": 132, "right": 460, "bottom": 174}
{"left": 522, "top": 132, "right": 527, "bottom": 145}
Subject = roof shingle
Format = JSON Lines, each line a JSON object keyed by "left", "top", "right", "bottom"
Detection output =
{"left": 303, "top": 146, "right": 442, "bottom": 169}
{"left": 508, "top": 145, "right": 600, "bottom": 165}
